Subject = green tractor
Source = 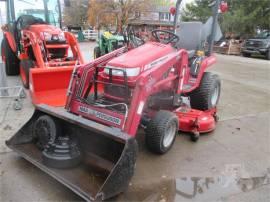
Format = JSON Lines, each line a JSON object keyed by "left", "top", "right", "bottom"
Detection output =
{"left": 93, "top": 31, "right": 125, "bottom": 59}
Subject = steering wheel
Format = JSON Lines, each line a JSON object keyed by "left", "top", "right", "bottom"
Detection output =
{"left": 151, "top": 29, "right": 179, "bottom": 44}
{"left": 123, "top": 26, "right": 145, "bottom": 48}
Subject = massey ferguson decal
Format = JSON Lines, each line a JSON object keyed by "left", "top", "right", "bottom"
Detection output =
{"left": 78, "top": 106, "right": 121, "bottom": 125}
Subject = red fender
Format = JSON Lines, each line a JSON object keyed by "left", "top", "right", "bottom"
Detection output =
{"left": 3, "top": 31, "right": 17, "bottom": 53}
{"left": 182, "top": 54, "right": 217, "bottom": 94}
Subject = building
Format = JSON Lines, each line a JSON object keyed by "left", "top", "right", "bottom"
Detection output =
{"left": 129, "top": 0, "right": 176, "bottom": 32}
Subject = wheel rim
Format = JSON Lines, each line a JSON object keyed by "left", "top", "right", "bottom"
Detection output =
{"left": 163, "top": 122, "right": 176, "bottom": 148}
{"left": 20, "top": 65, "right": 27, "bottom": 86}
{"left": 211, "top": 84, "right": 220, "bottom": 106}
{"left": 35, "top": 120, "right": 52, "bottom": 148}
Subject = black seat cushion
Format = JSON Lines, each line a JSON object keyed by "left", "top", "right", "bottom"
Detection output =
{"left": 175, "top": 22, "right": 204, "bottom": 51}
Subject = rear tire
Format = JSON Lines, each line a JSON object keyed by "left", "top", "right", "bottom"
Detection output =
{"left": 94, "top": 46, "right": 101, "bottom": 59}
{"left": 20, "top": 59, "right": 34, "bottom": 89}
{"left": 189, "top": 72, "right": 221, "bottom": 110}
{"left": 33, "top": 115, "right": 61, "bottom": 150}
{"left": 242, "top": 52, "right": 251, "bottom": 57}
{"left": 1, "top": 39, "right": 5, "bottom": 61}
{"left": 1, "top": 38, "right": 19, "bottom": 75}
{"left": 145, "top": 110, "right": 179, "bottom": 154}
{"left": 266, "top": 50, "right": 270, "bottom": 60}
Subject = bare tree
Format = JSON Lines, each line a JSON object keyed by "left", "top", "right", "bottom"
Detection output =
{"left": 63, "top": 0, "right": 89, "bottom": 27}
{"left": 88, "top": 0, "right": 153, "bottom": 32}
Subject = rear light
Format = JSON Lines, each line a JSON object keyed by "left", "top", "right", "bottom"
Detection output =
{"left": 219, "top": 1, "right": 228, "bottom": 13}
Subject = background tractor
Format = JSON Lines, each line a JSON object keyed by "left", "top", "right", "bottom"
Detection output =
{"left": 1, "top": 0, "right": 84, "bottom": 106}
{"left": 94, "top": 31, "right": 125, "bottom": 58}
{"left": 6, "top": 0, "right": 228, "bottom": 201}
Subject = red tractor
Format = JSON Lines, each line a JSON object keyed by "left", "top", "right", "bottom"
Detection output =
{"left": 6, "top": 0, "right": 228, "bottom": 200}
{"left": 1, "top": 0, "right": 84, "bottom": 106}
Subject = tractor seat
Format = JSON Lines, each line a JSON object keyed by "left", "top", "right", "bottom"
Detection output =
{"left": 175, "top": 22, "right": 204, "bottom": 58}
{"left": 16, "top": 15, "right": 47, "bottom": 29}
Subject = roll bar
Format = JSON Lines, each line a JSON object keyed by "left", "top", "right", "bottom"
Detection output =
{"left": 172, "top": 0, "right": 225, "bottom": 56}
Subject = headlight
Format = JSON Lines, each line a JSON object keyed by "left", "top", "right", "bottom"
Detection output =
{"left": 58, "top": 32, "right": 66, "bottom": 41}
{"left": 42, "top": 32, "right": 66, "bottom": 41}
{"left": 104, "top": 66, "right": 141, "bottom": 77}
{"left": 43, "top": 32, "right": 52, "bottom": 41}
{"left": 263, "top": 41, "right": 270, "bottom": 48}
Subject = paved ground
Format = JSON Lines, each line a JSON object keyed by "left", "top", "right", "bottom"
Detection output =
{"left": 0, "top": 43, "right": 270, "bottom": 202}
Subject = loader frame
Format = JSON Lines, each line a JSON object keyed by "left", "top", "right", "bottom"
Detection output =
{"left": 1, "top": 0, "right": 84, "bottom": 106}
{"left": 66, "top": 46, "right": 216, "bottom": 136}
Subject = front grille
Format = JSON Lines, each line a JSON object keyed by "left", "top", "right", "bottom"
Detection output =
{"left": 104, "top": 85, "right": 131, "bottom": 99}
{"left": 246, "top": 40, "right": 263, "bottom": 48}
{"left": 48, "top": 48, "right": 66, "bottom": 59}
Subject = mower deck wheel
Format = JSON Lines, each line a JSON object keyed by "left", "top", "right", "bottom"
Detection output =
{"left": 1, "top": 38, "right": 20, "bottom": 75}
{"left": 94, "top": 46, "right": 101, "bottom": 59}
{"left": 190, "top": 131, "right": 200, "bottom": 142}
{"left": 145, "top": 110, "right": 179, "bottom": 154}
{"left": 189, "top": 72, "right": 221, "bottom": 110}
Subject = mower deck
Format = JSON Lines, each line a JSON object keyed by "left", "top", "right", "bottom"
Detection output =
{"left": 175, "top": 107, "right": 217, "bottom": 134}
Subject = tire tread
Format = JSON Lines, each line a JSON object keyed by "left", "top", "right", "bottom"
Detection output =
{"left": 189, "top": 72, "right": 220, "bottom": 110}
{"left": 145, "top": 110, "right": 178, "bottom": 154}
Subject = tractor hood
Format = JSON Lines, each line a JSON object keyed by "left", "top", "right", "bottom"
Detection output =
{"left": 107, "top": 42, "right": 175, "bottom": 69}
{"left": 26, "top": 24, "right": 64, "bottom": 40}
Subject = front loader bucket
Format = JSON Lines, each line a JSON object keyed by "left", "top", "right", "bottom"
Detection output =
{"left": 6, "top": 104, "right": 138, "bottom": 201}
{"left": 29, "top": 67, "right": 73, "bottom": 107}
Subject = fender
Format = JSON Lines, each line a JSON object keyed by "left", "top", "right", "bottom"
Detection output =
{"left": 3, "top": 31, "right": 17, "bottom": 53}
{"left": 183, "top": 54, "right": 217, "bottom": 94}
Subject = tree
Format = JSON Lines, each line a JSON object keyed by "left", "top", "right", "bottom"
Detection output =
{"left": 181, "top": 0, "right": 270, "bottom": 36}
{"left": 88, "top": 0, "right": 116, "bottom": 30}
{"left": 63, "top": 0, "right": 89, "bottom": 27}
{"left": 221, "top": 0, "right": 270, "bottom": 36}
{"left": 88, "top": 0, "right": 153, "bottom": 32}
{"left": 182, "top": 0, "right": 212, "bottom": 23}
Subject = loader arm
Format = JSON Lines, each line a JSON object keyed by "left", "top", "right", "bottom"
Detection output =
{"left": 22, "top": 30, "right": 45, "bottom": 67}
{"left": 67, "top": 48, "right": 192, "bottom": 136}
{"left": 124, "top": 49, "right": 189, "bottom": 136}
{"left": 2, "top": 31, "right": 17, "bottom": 53}
{"left": 64, "top": 32, "right": 85, "bottom": 63}
{"left": 66, "top": 47, "right": 128, "bottom": 106}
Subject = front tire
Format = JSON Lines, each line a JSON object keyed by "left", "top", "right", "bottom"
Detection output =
{"left": 33, "top": 115, "right": 61, "bottom": 150}
{"left": 20, "top": 59, "right": 34, "bottom": 89}
{"left": 94, "top": 46, "right": 101, "bottom": 59}
{"left": 242, "top": 52, "right": 251, "bottom": 57}
{"left": 1, "top": 38, "right": 19, "bottom": 75}
{"left": 189, "top": 72, "right": 221, "bottom": 110}
{"left": 145, "top": 111, "right": 179, "bottom": 154}
{"left": 266, "top": 50, "right": 270, "bottom": 60}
